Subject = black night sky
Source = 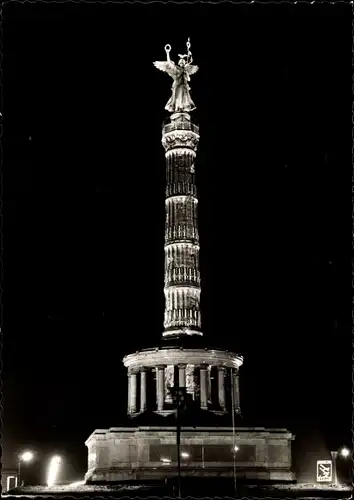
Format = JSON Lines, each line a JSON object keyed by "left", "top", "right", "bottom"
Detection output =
{"left": 4, "top": 2, "right": 351, "bottom": 484}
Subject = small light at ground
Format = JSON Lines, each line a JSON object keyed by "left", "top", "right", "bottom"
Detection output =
{"left": 181, "top": 452, "right": 190, "bottom": 458}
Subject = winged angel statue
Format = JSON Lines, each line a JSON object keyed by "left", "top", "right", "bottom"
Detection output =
{"left": 153, "top": 38, "right": 199, "bottom": 113}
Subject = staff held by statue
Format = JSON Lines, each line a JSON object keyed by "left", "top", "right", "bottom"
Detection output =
{"left": 154, "top": 38, "right": 199, "bottom": 114}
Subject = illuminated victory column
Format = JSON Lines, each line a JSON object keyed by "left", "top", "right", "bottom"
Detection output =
{"left": 122, "top": 39, "right": 243, "bottom": 416}
{"left": 161, "top": 42, "right": 201, "bottom": 339}
{"left": 85, "top": 40, "right": 295, "bottom": 484}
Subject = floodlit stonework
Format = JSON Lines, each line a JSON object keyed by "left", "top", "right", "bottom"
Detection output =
{"left": 122, "top": 347, "right": 243, "bottom": 415}
{"left": 162, "top": 113, "right": 202, "bottom": 338}
{"left": 85, "top": 40, "right": 295, "bottom": 485}
{"left": 85, "top": 427, "right": 294, "bottom": 482}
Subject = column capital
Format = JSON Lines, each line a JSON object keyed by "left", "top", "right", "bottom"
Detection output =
{"left": 218, "top": 365, "right": 227, "bottom": 372}
{"left": 156, "top": 364, "right": 167, "bottom": 370}
{"left": 199, "top": 363, "right": 208, "bottom": 371}
{"left": 128, "top": 368, "right": 139, "bottom": 376}
{"left": 178, "top": 363, "right": 187, "bottom": 368}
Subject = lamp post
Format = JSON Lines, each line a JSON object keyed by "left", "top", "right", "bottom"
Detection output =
{"left": 331, "top": 447, "right": 350, "bottom": 485}
{"left": 18, "top": 451, "right": 34, "bottom": 487}
{"left": 230, "top": 368, "right": 238, "bottom": 496}
{"left": 330, "top": 451, "right": 338, "bottom": 485}
{"left": 171, "top": 385, "right": 186, "bottom": 498}
{"left": 233, "top": 445, "right": 239, "bottom": 496}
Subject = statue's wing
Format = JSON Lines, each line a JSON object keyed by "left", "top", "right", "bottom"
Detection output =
{"left": 186, "top": 64, "right": 199, "bottom": 76}
{"left": 153, "top": 60, "right": 178, "bottom": 78}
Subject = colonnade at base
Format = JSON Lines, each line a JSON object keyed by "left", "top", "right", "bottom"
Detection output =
{"left": 127, "top": 363, "right": 241, "bottom": 415}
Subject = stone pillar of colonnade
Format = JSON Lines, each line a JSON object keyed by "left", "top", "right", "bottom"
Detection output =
{"left": 140, "top": 368, "right": 147, "bottom": 412}
{"left": 156, "top": 365, "right": 166, "bottom": 411}
{"left": 178, "top": 364, "right": 186, "bottom": 387}
{"left": 233, "top": 370, "right": 241, "bottom": 414}
{"left": 128, "top": 369, "right": 138, "bottom": 414}
{"left": 127, "top": 371, "right": 132, "bottom": 414}
{"left": 218, "top": 366, "right": 226, "bottom": 411}
{"left": 200, "top": 364, "right": 208, "bottom": 410}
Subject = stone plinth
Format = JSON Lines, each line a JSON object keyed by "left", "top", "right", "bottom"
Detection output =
{"left": 85, "top": 426, "right": 295, "bottom": 483}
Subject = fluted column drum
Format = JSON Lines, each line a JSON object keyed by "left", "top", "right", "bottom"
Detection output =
{"left": 162, "top": 112, "right": 202, "bottom": 338}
